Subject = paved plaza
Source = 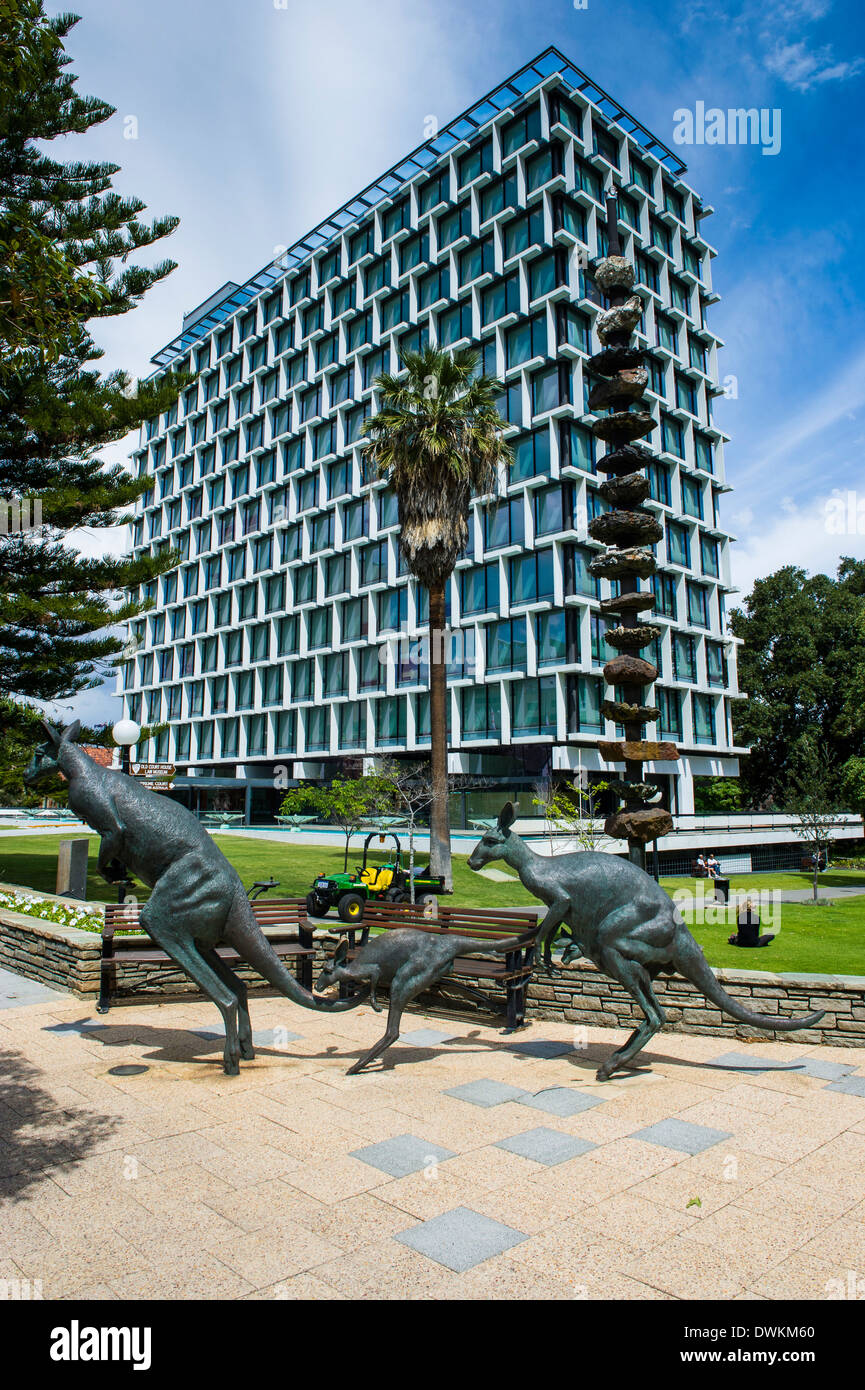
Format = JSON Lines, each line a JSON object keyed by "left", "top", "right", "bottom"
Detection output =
{"left": 1, "top": 979, "right": 864, "bottom": 1301}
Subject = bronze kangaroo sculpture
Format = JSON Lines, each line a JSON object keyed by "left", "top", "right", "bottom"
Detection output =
{"left": 468, "top": 803, "right": 824, "bottom": 1080}
{"left": 316, "top": 928, "right": 526, "bottom": 1075}
{"left": 24, "top": 721, "right": 367, "bottom": 1074}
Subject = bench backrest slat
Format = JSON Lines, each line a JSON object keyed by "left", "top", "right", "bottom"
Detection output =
{"left": 104, "top": 895, "right": 308, "bottom": 936}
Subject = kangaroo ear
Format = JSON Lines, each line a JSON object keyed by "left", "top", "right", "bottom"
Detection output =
{"left": 39, "top": 720, "right": 61, "bottom": 747}
{"left": 498, "top": 801, "right": 516, "bottom": 832}
{"left": 333, "top": 938, "right": 349, "bottom": 965}
{"left": 62, "top": 720, "right": 81, "bottom": 744}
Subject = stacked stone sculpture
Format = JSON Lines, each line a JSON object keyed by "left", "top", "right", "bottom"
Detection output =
{"left": 586, "top": 196, "right": 676, "bottom": 868}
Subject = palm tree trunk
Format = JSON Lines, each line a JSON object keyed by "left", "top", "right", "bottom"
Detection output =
{"left": 428, "top": 581, "right": 452, "bottom": 890}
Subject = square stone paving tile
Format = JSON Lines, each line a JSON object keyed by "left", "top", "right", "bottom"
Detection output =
{"left": 42, "top": 1019, "right": 108, "bottom": 1035}
{"left": 400, "top": 1028, "right": 457, "bottom": 1047}
{"left": 517, "top": 1086, "right": 605, "bottom": 1118}
{"left": 507, "top": 1216, "right": 644, "bottom": 1286}
{"left": 825, "top": 1075, "right": 865, "bottom": 1098}
{"left": 794, "top": 1056, "right": 857, "bottom": 1081}
{"left": 252, "top": 1026, "right": 304, "bottom": 1047}
{"left": 506, "top": 1039, "right": 574, "bottom": 1060}
{"left": 349, "top": 1133, "right": 456, "bottom": 1179}
{"left": 394, "top": 1205, "right": 528, "bottom": 1272}
{"left": 444, "top": 1079, "right": 529, "bottom": 1108}
{"left": 496, "top": 1127, "right": 597, "bottom": 1166}
{"left": 706, "top": 1050, "right": 804, "bottom": 1073}
{"left": 629, "top": 1117, "right": 732, "bottom": 1155}
{"left": 617, "top": 1235, "right": 749, "bottom": 1300}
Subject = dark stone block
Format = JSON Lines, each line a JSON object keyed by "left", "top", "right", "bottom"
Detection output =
{"left": 588, "top": 346, "right": 644, "bottom": 376}
{"left": 598, "top": 471, "right": 651, "bottom": 508}
{"left": 602, "top": 654, "right": 658, "bottom": 685}
{"left": 589, "top": 547, "right": 656, "bottom": 580}
{"left": 589, "top": 510, "right": 664, "bottom": 546}
{"left": 591, "top": 410, "right": 655, "bottom": 443}
{"left": 603, "top": 623, "right": 663, "bottom": 652}
{"left": 605, "top": 808, "right": 675, "bottom": 841}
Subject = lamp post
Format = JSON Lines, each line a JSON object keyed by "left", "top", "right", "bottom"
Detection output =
{"left": 111, "top": 719, "right": 140, "bottom": 903}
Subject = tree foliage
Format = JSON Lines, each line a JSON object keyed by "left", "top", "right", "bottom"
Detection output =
{"left": 693, "top": 777, "right": 743, "bottom": 814}
{"left": 787, "top": 735, "right": 846, "bottom": 903}
{"left": 0, "top": 0, "right": 189, "bottom": 706}
{"left": 730, "top": 559, "right": 865, "bottom": 806}
{"left": 279, "top": 776, "right": 394, "bottom": 871}
{"left": 360, "top": 346, "right": 511, "bottom": 888}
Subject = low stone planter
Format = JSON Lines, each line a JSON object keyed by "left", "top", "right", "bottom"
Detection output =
{"left": 0, "top": 905, "right": 102, "bottom": 997}
{"left": 1, "top": 892, "right": 863, "bottom": 1047}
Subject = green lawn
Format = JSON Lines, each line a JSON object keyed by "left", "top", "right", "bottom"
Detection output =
{"left": 660, "top": 871, "right": 865, "bottom": 894}
{"left": 683, "top": 899, "right": 865, "bottom": 976}
{"left": 2, "top": 832, "right": 864, "bottom": 975}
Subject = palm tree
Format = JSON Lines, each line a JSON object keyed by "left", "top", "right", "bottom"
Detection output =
{"left": 362, "top": 346, "right": 511, "bottom": 888}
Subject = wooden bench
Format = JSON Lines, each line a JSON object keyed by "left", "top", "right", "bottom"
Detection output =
{"left": 97, "top": 897, "right": 315, "bottom": 1012}
{"left": 325, "top": 901, "right": 540, "bottom": 1030}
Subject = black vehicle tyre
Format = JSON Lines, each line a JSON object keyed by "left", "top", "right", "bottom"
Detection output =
{"left": 415, "top": 893, "right": 438, "bottom": 915}
{"left": 306, "top": 892, "right": 328, "bottom": 917}
{"left": 337, "top": 892, "right": 365, "bottom": 924}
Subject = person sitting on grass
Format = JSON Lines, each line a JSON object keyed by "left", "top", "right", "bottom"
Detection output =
{"left": 728, "top": 898, "right": 773, "bottom": 948}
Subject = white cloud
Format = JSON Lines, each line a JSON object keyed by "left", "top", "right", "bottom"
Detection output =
{"left": 765, "top": 40, "right": 864, "bottom": 90}
{"left": 730, "top": 489, "right": 865, "bottom": 599}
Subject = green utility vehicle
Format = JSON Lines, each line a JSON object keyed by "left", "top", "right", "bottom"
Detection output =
{"left": 305, "top": 833, "right": 448, "bottom": 923}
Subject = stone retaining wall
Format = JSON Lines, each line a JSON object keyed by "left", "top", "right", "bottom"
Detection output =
{"left": 524, "top": 958, "right": 865, "bottom": 1048}
{"left": 0, "top": 908, "right": 101, "bottom": 997}
{"left": 1, "top": 905, "right": 863, "bottom": 1048}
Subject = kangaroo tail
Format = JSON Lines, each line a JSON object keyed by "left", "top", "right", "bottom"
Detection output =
{"left": 223, "top": 890, "right": 370, "bottom": 1012}
{"left": 444, "top": 934, "right": 527, "bottom": 956}
{"left": 674, "top": 933, "right": 824, "bottom": 1032}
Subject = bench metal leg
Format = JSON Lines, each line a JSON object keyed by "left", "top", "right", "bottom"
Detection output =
{"left": 299, "top": 928, "right": 313, "bottom": 991}
{"left": 96, "top": 943, "right": 115, "bottom": 1014}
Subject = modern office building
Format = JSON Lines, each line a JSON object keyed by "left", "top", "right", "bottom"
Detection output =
{"left": 119, "top": 47, "right": 744, "bottom": 828}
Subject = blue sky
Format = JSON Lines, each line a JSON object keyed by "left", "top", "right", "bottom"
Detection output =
{"left": 47, "top": 0, "right": 865, "bottom": 725}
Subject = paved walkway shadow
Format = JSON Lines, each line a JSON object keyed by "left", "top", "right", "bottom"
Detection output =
{"left": 0, "top": 1048, "right": 120, "bottom": 1197}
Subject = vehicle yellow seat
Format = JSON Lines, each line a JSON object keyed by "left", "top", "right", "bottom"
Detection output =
{"left": 359, "top": 866, "right": 393, "bottom": 892}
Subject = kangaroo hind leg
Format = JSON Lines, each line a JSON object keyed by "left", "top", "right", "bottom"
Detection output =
{"left": 595, "top": 950, "right": 666, "bottom": 1082}
{"left": 346, "top": 961, "right": 426, "bottom": 1075}
{"left": 142, "top": 901, "right": 242, "bottom": 1076}
{"left": 199, "top": 946, "right": 254, "bottom": 1060}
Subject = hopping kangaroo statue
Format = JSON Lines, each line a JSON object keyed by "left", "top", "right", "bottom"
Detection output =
{"left": 316, "top": 929, "right": 526, "bottom": 1075}
{"left": 468, "top": 803, "right": 824, "bottom": 1080}
{"left": 24, "top": 722, "right": 368, "bottom": 1074}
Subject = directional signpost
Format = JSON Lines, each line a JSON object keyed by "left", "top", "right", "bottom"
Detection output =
{"left": 130, "top": 763, "right": 176, "bottom": 791}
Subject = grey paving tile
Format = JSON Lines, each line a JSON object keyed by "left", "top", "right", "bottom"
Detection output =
{"left": 631, "top": 1118, "right": 732, "bottom": 1155}
{"left": 795, "top": 1056, "right": 857, "bottom": 1081}
{"left": 350, "top": 1133, "right": 456, "bottom": 1178}
{"left": 824, "top": 1076, "right": 865, "bottom": 1098}
{"left": 42, "top": 1019, "right": 107, "bottom": 1034}
{"left": 252, "top": 1026, "right": 303, "bottom": 1047}
{"left": 445, "top": 1079, "right": 530, "bottom": 1108}
{"left": 518, "top": 1087, "right": 604, "bottom": 1117}
{"left": 401, "top": 1028, "right": 457, "bottom": 1047}
{"left": 394, "top": 1206, "right": 527, "bottom": 1272}
{"left": 507, "top": 1038, "right": 574, "bottom": 1060}
{"left": 496, "top": 1127, "right": 597, "bottom": 1166}
{"left": 0, "top": 967, "right": 67, "bottom": 1008}
{"left": 706, "top": 1051, "right": 803, "bottom": 1073}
